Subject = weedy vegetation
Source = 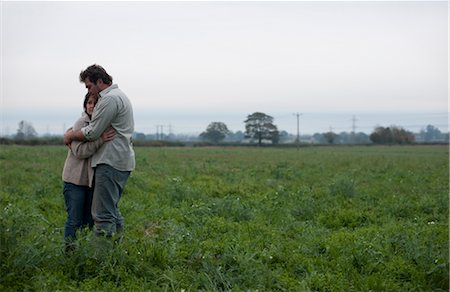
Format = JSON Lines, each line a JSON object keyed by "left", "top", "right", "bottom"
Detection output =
{"left": 0, "top": 145, "right": 448, "bottom": 291}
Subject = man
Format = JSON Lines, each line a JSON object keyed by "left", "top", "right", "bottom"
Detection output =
{"left": 64, "top": 64, "right": 135, "bottom": 239}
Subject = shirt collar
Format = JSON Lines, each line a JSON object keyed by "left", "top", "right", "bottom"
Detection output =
{"left": 99, "top": 84, "right": 118, "bottom": 98}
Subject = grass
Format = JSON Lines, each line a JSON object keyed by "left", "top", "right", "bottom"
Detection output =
{"left": 0, "top": 145, "right": 448, "bottom": 290}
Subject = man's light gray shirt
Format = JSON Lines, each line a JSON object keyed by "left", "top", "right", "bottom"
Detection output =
{"left": 81, "top": 84, "right": 135, "bottom": 171}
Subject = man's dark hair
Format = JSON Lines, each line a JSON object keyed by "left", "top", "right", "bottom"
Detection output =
{"left": 79, "top": 64, "right": 113, "bottom": 85}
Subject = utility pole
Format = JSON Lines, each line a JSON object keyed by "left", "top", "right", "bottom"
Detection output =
{"left": 156, "top": 125, "right": 164, "bottom": 140}
{"left": 293, "top": 112, "right": 302, "bottom": 150}
{"left": 351, "top": 115, "right": 357, "bottom": 144}
{"left": 156, "top": 124, "right": 172, "bottom": 140}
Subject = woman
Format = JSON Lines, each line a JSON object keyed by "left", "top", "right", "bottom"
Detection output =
{"left": 62, "top": 92, "right": 115, "bottom": 246}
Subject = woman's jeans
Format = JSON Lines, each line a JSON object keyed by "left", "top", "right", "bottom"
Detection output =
{"left": 63, "top": 182, "right": 94, "bottom": 241}
{"left": 92, "top": 164, "right": 130, "bottom": 238}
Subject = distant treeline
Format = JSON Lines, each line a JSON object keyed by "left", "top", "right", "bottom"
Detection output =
{"left": 2, "top": 119, "right": 448, "bottom": 146}
{"left": 0, "top": 137, "right": 63, "bottom": 146}
{"left": 1, "top": 135, "right": 448, "bottom": 148}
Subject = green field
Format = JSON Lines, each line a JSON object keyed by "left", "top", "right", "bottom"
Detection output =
{"left": 0, "top": 145, "right": 448, "bottom": 291}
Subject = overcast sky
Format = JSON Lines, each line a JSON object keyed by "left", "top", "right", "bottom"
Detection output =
{"left": 1, "top": 1, "right": 448, "bottom": 135}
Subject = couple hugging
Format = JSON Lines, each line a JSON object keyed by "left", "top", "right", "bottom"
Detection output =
{"left": 62, "top": 64, "right": 135, "bottom": 251}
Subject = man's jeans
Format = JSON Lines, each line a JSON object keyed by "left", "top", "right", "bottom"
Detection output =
{"left": 63, "top": 182, "right": 94, "bottom": 241}
{"left": 92, "top": 164, "right": 130, "bottom": 238}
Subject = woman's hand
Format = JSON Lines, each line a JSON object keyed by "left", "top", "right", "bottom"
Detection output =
{"left": 63, "top": 127, "right": 73, "bottom": 146}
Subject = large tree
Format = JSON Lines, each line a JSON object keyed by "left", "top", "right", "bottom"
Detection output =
{"left": 199, "top": 122, "right": 230, "bottom": 144}
{"left": 421, "top": 124, "right": 442, "bottom": 142}
{"left": 16, "top": 120, "right": 38, "bottom": 140}
{"left": 323, "top": 131, "right": 339, "bottom": 144}
{"left": 244, "top": 112, "right": 279, "bottom": 146}
{"left": 370, "top": 126, "right": 415, "bottom": 144}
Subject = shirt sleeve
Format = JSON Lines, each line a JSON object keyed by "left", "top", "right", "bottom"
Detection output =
{"left": 70, "top": 115, "right": 104, "bottom": 159}
{"left": 70, "top": 138, "right": 104, "bottom": 159}
{"left": 81, "top": 96, "right": 117, "bottom": 141}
